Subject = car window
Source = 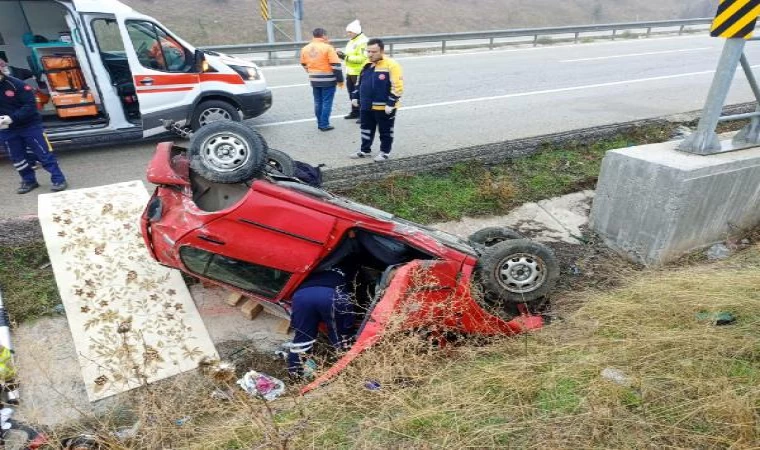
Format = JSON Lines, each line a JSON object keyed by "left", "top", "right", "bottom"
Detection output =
{"left": 91, "top": 18, "right": 126, "bottom": 55}
{"left": 126, "top": 20, "right": 192, "bottom": 72}
{"left": 179, "top": 246, "right": 291, "bottom": 298}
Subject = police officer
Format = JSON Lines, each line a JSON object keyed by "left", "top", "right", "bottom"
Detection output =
{"left": 0, "top": 61, "right": 67, "bottom": 194}
{"left": 348, "top": 38, "right": 404, "bottom": 162}
{"left": 287, "top": 266, "right": 356, "bottom": 378}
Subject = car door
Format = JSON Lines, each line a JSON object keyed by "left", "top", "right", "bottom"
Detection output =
{"left": 176, "top": 185, "right": 338, "bottom": 301}
{"left": 119, "top": 18, "right": 200, "bottom": 136}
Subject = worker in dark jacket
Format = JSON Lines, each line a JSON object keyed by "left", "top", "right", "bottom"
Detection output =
{"left": 287, "top": 266, "right": 356, "bottom": 377}
{"left": 0, "top": 66, "right": 67, "bottom": 194}
{"left": 349, "top": 38, "right": 404, "bottom": 162}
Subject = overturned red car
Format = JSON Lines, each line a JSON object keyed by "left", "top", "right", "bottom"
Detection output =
{"left": 140, "top": 122, "right": 559, "bottom": 391}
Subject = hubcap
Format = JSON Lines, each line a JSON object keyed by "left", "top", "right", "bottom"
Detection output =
{"left": 199, "top": 107, "right": 232, "bottom": 126}
{"left": 200, "top": 132, "right": 250, "bottom": 172}
{"left": 497, "top": 253, "right": 546, "bottom": 294}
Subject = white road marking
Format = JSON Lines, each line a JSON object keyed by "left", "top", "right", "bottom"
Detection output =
{"left": 257, "top": 66, "right": 759, "bottom": 127}
{"left": 269, "top": 83, "right": 309, "bottom": 89}
{"left": 560, "top": 47, "right": 712, "bottom": 62}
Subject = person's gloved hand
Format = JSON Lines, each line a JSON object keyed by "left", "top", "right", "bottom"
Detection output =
{"left": 351, "top": 99, "right": 359, "bottom": 108}
{"left": 0, "top": 116, "right": 11, "bottom": 129}
{"left": 337, "top": 82, "right": 344, "bottom": 89}
{"left": 385, "top": 105, "right": 394, "bottom": 115}
{"left": 336, "top": 50, "right": 346, "bottom": 60}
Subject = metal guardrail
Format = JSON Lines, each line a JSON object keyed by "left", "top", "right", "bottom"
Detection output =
{"left": 202, "top": 18, "right": 712, "bottom": 58}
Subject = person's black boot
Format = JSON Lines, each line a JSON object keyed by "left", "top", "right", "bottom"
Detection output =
{"left": 51, "top": 181, "right": 68, "bottom": 192}
{"left": 344, "top": 112, "right": 359, "bottom": 119}
{"left": 16, "top": 181, "right": 39, "bottom": 194}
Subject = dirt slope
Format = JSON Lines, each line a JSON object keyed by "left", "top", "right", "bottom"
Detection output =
{"left": 121, "top": 0, "right": 716, "bottom": 46}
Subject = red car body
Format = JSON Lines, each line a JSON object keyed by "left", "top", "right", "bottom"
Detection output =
{"left": 141, "top": 142, "right": 542, "bottom": 391}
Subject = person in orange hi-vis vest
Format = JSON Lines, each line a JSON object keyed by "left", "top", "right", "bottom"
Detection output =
{"left": 300, "top": 28, "right": 344, "bottom": 131}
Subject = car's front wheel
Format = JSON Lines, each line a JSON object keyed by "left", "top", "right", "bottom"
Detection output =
{"left": 475, "top": 239, "right": 559, "bottom": 304}
{"left": 188, "top": 121, "right": 268, "bottom": 184}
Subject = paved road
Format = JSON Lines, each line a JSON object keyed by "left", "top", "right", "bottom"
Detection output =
{"left": 2, "top": 34, "right": 759, "bottom": 219}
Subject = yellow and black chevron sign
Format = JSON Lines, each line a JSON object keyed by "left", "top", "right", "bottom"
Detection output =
{"left": 260, "top": 0, "right": 270, "bottom": 21}
{"left": 711, "top": 0, "right": 760, "bottom": 38}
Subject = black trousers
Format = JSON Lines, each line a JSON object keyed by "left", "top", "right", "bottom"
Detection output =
{"left": 346, "top": 74, "right": 359, "bottom": 115}
{"left": 359, "top": 109, "right": 396, "bottom": 155}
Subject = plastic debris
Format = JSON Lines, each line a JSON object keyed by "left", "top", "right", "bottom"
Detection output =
{"left": 175, "top": 417, "right": 191, "bottom": 426}
{"left": 696, "top": 311, "right": 736, "bottom": 326}
{"left": 707, "top": 243, "right": 732, "bottom": 261}
{"left": 601, "top": 368, "right": 632, "bottom": 387}
{"left": 569, "top": 265, "right": 581, "bottom": 276}
{"left": 237, "top": 370, "right": 285, "bottom": 401}
{"left": 53, "top": 304, "right": 66, "bottom": 315}
{"left": 364, "top": 379, "right": 382, "bottom": 391}
{"left": 210, "top": 388, "right": 234, "bottom": 402}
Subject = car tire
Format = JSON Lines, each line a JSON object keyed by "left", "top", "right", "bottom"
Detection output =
{"left": 189, "top": 121, "right": 267, "bottom": 184}
{"left": 475, "top": 239, "right": 559, "bottom": 304}
{"left": 468, "top": 226, "right": 526, "bottom": 249}
{"left": 190, "top": 100, "right": 241, "bottom": 130}
{"left": 266, "top": 148, "right": 295, "bottom": 177}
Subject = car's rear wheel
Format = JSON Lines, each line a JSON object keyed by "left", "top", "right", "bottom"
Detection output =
{"left": 266, "top": 148, "right": 295, "bottom": 177}
{"left": 468, "top": 227, "right": 525, "bottom": 251}
{"left": 475, "top": 239, "right": 559, "bottom": 304}
{"left": 190, "top": 100, "right": 241, "bottom": 130}
{"left": 189, "top": 121, "right": 267, "bottom": 184}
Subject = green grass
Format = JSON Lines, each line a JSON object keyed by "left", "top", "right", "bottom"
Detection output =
{"left": 0, "top": 242, "right": 60, "bottom": 324}
{"left": 341, "top": 127, "right": 670, "bottom": 224}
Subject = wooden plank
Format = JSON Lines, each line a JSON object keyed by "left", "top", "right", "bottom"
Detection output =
{"left": 226, "top": 292, "right": 245, "bottom": 307}
{"left": 275, "top": 319, "right": 291, "bottom": 335}
{"left": 240, "top": 299, "right": 264, "bottom": 320}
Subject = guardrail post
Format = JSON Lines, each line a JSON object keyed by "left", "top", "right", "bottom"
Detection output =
{"left": 679, "top": 25, "right": 685, "bottom": 35}
{"left": 489, "top": 37, "right": 494, "bottom": 50}
{"left": 389, "top": 43, "right": 394, "bottom": 57}
{"left": 574, "top": 31, "right": 579, "bottom": 43}
{"left": 533, "top": 34, "right": 538, "bottom": 46}
{"left": 612, "top": 29, "right": 617, "bottom": 40}
{"left": 646, "top": 27, "right": 652, "bottom": 38}
{"left": 442, "top": 40, "right": 447, "bottom": 54}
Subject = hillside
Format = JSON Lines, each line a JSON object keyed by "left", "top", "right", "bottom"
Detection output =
{"left": 121, "top": 0, "right": 716, "bottom": 46}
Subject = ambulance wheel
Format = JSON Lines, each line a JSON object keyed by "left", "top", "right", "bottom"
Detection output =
{"left": 190, "top": 100, "right": 241, "bottom": 130}
{"left": 475, "top": 239, "right": 559, "bottom": 304}
{"left": 189, "top": 121, "right": 267, "bottom": 184}
{"left": 266, "top": 148, "right": 295, "bottom": 177}
{"left": 468, "top": 227, "right": 525, "bottom": 253}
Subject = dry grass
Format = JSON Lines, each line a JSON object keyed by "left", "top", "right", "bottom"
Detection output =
{"left": 282, "top": 244, "right": 760, "bottom": 448}
{"left": 36, "top": 244, "right": 760, "bottom": 448}
{"left": 121, "top": 0, "right": 713, "bottom": 46}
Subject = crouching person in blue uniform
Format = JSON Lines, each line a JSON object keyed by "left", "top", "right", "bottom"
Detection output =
{"left": 0, "top": 68, "right": 67, "bottom": 194}
{"left": 287, "top": 266, "right": 356, "bottom": 378}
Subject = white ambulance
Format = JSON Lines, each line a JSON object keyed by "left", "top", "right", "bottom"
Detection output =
{"left": 0, "top": 0, "right": 272, "bottom": 149}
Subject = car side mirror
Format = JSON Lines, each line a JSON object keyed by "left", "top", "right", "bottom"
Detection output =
{"left": 194, "top": 49, "right": 209, "bottom": 73}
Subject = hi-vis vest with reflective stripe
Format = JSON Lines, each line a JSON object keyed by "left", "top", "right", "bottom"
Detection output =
{"left": 300, "top": 38, "right": 344, "bottom": 87}
{"left": 344, "top": 33, "right": 369, "bottom": 76}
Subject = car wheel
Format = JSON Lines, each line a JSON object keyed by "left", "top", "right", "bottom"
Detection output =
{"left": 189, "top": 121, "right": 267, "bottom": 184}
{"left": 190, "top": 100, "right": 241, "bottom": 130}
{"left": 266, "top": 148, "right": 295, "bottom": 177}
{"left": 468, "top": 226, "right": 525, "bottom": 252}
{"left": 475, "top": 239, "right": 559, "bottom": 304}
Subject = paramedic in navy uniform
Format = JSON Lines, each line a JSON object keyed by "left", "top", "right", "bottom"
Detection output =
{"left": 0, "top": 60, "right": 67, "bottom": 194}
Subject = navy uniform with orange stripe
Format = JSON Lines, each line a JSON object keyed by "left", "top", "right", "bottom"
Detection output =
{"left": 0, "top": 74, "right": 67, "bottom": 194}
{"left": 349, "top": 39, "right": 404, "bottom": 161}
